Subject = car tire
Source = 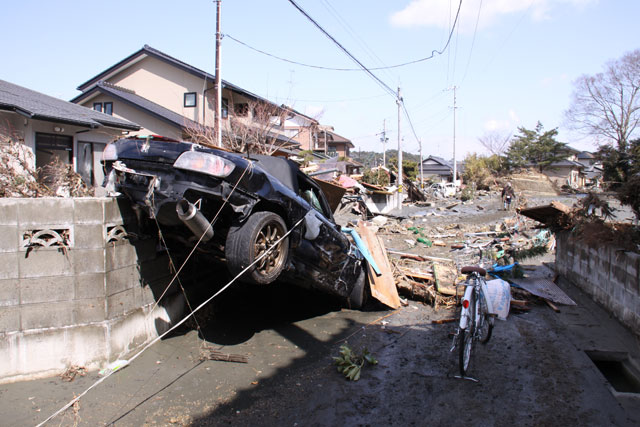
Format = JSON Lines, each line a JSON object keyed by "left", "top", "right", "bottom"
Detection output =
{"left": 347, "top": 267, "right": 367, "bottom": 309}
{"left": 225, "top": 211, "right": 289, "bottom": 285}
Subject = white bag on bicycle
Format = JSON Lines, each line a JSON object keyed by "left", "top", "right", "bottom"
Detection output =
{"left": 485, "top": 278, "right": 510, "bottom": 320}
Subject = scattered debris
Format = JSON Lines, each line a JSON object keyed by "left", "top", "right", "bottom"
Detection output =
{"left": 333, "top": 344, "right": 378, "bottom": 381}
{"left": 357, "top": 221, "right": 401, "bottom": 309}
{"left": 199, "top": 349, "right": 249, "bottom": 363}
{"left": 60, "top": 366, "right": 87, "bottom": 382}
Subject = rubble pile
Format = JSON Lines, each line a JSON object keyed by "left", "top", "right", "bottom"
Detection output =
{"left": 0, "top": 139, "right": 91, "bottom": 198}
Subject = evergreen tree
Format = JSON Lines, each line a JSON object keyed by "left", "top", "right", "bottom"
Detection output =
{"left": 505, "top": 122, "right": 567, "bottom": 171}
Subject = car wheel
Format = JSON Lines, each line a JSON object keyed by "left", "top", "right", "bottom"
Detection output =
{"left": 347, "top": 267, "right": 367, "bottom": 309}
{"left": 225, "top": 211, "right": 289, "bottom": 285}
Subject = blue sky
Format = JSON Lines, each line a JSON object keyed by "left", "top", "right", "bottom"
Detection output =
{"left": 2, "top": 0, "right": 639, "bottom": 159}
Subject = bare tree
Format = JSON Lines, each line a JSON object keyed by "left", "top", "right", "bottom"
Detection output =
{"left": 478, "top": 130, "right": 511, "bottom": 156}
{"left": 565, "top": 49, "right": 640, "bottom": 152}
{"left": 185, "top": 99, "right": 303, "bottom": 156}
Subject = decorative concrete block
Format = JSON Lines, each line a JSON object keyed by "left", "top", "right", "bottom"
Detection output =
{"left": 105, "top": 243, "right": 137, "bottom": 272}
{"left": 73, "top": 224, "right": 105, "bottom": 249}
{"left": 75, "top": 273, "right": 105, "bottom": 299}
{"left": 21, "top": 300, "right": 74, "bottom": 330}
{"left": 72, "top": 248, "right": 105, "bottom": 275}
{"left": 109, "top": 308, "right": 151, "bottom": 357}
{"left": 0, "top": 306, "right": 20, "bottom": 333}
{"left": 18, "top": 198, "right": 74, "bottom": 226}
{"left": 107, "top": 288, "right": 137, "bottom": 319}
{"left": 73, "top": 198, "right": 105, "bottom": 224}
{"left": 137, "top": 283, "right": 157, "bottom": 307}
{"left": 0, "top": 279, "right": 19, "bottom": 307}
{"left": 0, "top": 225, "right": 19, "bottom": 253}
{"left": 18, "top": 249, "right": 73, "bottom": 278}
{"left": 74, "top": 298, "right": 106, "bottom": 324}
{"left": 104, "top": 198, "right": 136, "bottom": 225}
{"left": 20, "top": 276, "right": 74, "bottom": 304}
{"left": 105, "top": 266, "right": 136, "bottom": 296}
{"left": 0, "top": 199, "right": 18, "bottom": 225}
{"left": 0, "top": 252, "right": 19, "bottom": 280}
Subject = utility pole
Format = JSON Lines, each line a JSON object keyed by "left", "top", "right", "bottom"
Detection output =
{"left": 451, "top": 86, "right": 458, "bottom": 186}
{"left": 214, "top": 0, "right": 222, "bottom": 148}
{"left": 380, "top": 119, "right": 388, "bottom": 167}
{"left": 397, "top": 87, "right": 403, "bottom": 210}
{"left": 418, "top": 138, "right": 424, "bottom": 189}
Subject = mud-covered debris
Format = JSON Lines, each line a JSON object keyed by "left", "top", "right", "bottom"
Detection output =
{"left": 60, "top": 366, "right": 87, "bottom": 382}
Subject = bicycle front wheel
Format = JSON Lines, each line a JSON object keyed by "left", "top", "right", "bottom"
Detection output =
{"left": 458, "top": 293, "right": 475, "bottom": 376}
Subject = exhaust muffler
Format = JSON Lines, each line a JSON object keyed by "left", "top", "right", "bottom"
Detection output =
{"left": 176, "top": 199, "right": 214, "bottom": 242}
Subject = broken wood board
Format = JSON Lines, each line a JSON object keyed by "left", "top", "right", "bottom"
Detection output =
{"left": 357, "top": 221, "right": 401, "bottom": 309}
{"left": 510, "top": 277, "right": 576, "bottom": 305}
{"left": 433, "top": 263, "right": 461, "bottom": 296}
{"left": 519, "top": 201, "right": 572, "bottom": 225}
{"left": 313, "top": 178, "right": 346, "bottom": 214}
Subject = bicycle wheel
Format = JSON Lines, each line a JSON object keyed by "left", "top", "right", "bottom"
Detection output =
{"left": 476, "top": 290, "right": 494, "bottom": 344}
{"left": 458, "top": 291, "right": 475, "bottom": 376}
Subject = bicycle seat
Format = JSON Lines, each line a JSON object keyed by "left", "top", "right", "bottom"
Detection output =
{"left": 461, "top": 266, "right": 486, "bottom": 276}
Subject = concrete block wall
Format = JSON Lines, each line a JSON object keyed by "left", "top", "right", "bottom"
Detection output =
{"left": 0, "top": 197, "right": 184, "bottom": 383}
{"left": 556, "top": 232, "right": 640, "bottom": 334}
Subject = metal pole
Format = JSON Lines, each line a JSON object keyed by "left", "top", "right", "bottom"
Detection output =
{"left": 452, "top": 86, "right": 457, "bottom": 186}
{"left": 214, "top": 0, "right": 222, "bottom": 148}
{"left": 397, "top": 87, "right": 403, "bottom": 210}
{"left": 382, "top": 119, "right": 387, "bottom": 167}
{"left": 419, "top": 138, "right": 424, "bottom": 190}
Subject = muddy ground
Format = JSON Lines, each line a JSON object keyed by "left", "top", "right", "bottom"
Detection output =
{"left": 4, "top": 191, "right": 640, "bottom": 426}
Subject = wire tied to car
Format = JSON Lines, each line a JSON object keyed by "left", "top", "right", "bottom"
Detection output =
{"left": 37, "top": 214, "right": 305, "bottom": 427}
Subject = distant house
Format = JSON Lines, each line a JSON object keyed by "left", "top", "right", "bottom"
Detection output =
{"left": 309, "top": 127, "right": 354, "bottom": 157}
{"left": 539, "top": 159, "right": 586, "bottom": 188}
{"left": 576, "top": 151, "right": 596, "bottom": 167}
{"left": 0, "top": 79, "right": 139, "bottom": 186}
{"left": 419, "top": 155, "right": 462, "bottom": 183}
{"left": 71, "top": 45, "right": 316, "bottom": 154}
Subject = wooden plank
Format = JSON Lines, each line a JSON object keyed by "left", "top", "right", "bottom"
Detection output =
{"left": 357, "top": 221, "right": 401, "bottom": 309}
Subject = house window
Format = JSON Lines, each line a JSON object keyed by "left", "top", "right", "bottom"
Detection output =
{"left": 35, "top": 133, "right": 73, "bottom": 184}
{"left": 222, "top": 97, "right": 228, "bottom": 119}
{"left": 104, "top": 102, "right": 113, "bottom": 115}
{"left": 93, "top": 103, "right": 102, "bottom": 112}
{"left": 184, "top": 92, "right": 197, "bottom": 108}
{"left": 234, "top": 103, "right": 248, "bottom": 117}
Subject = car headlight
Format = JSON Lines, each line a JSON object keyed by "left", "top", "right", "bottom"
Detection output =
{"left": 174, "top": 151, "right": 235, "bottom": 178}
{"left": 102, "top": 143, "right": 118, "bottom": 161}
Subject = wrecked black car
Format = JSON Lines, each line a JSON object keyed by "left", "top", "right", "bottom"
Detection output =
{"left": 102, "top": 136, "right": 365, "bottom": 305}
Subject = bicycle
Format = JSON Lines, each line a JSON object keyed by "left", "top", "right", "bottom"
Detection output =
{"left": 452, "top": 265, "right": 496, "bottom": 380}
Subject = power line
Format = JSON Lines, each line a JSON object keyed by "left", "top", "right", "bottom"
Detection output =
{"left": 286, "top": 0, "right": 397, "bottom": 98}
{"left": 227, "top": 0, "right": 463, "bottom": 74}
{"left": 460, "top": 0, "right": 483, "bottom": 84}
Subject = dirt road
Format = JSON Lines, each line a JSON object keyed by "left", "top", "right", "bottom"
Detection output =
{"left": 4, "top": 192, "right": 640, "bottom": 426}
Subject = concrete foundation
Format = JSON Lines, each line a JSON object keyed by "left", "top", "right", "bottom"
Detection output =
{"left": 0, "top": 197, "right": 184, "bottom": 383}
{"left": 556, "top": 232, "right": 640, "bottom": 335}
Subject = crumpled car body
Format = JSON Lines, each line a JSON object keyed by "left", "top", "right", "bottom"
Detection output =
{"left": 102, "top": 136, "right": 363, "bottom": 302}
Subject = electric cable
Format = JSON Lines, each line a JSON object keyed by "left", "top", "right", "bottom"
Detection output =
{"left": 460, "top": 0, "right": 483, "bottom": 84}
{"left": 285, "top": 0, "right": 396, "bottom": 98}
{"left": 37, "top": 216, "right": 305, "bottom": 426}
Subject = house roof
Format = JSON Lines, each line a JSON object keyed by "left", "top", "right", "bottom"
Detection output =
{"left": 422, "top": 155, "right": 452, "bottom": 168}
{"left": 0, "top": 79, "right": 139, "bottom": 131}
{"left": 73, "top": 45, "right": 313, "bottom": 123}
{"left": 577, "top": 151, "right": 595, "bottom": 159}
{"left": 549, "top": 159, "right": 585, "bottom": 168}
{"left": 73, "top": 81, "right": 199, "bottom": 130}
{"left": 324, "top": 130, "right": 354, "bottom": 148}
